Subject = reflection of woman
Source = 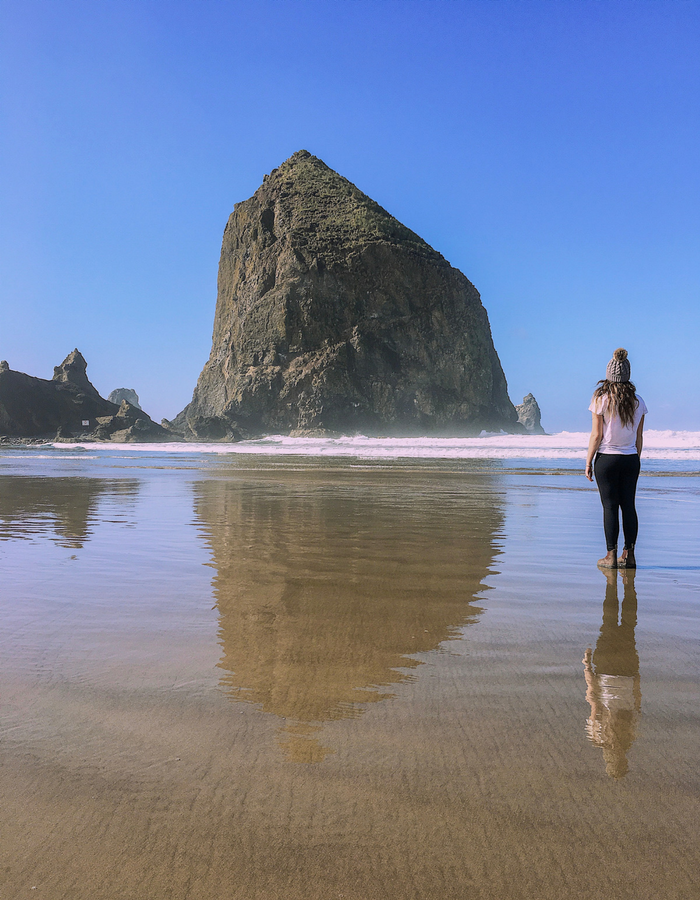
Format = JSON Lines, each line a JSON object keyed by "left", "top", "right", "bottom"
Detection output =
{"left": 583, "top": 570, "right": 641, "bottom": 779}
{"left": 585, "top": 348, "right": 647, "bottom": 569}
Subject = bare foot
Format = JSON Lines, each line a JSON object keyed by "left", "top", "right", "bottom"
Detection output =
{"left": 597, "top": 551, "right": 617, "bottom": 568}
{"left": 618, "top": 548, "right": 636, "bottom": 569}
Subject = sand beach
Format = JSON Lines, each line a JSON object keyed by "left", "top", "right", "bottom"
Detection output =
{"left": 1, "top": 438, "right": 699, "bottom": 899}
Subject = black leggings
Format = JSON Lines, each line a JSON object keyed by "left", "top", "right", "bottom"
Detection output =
{"left": 594, "top": 453, "right": 641, "bottom": 551}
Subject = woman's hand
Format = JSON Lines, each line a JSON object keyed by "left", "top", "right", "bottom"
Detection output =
{"left": 636, "top": 414, "right": 645, "bottom": 456}
{"left": 586, "top": 411, "right": 603, "bottom": 481}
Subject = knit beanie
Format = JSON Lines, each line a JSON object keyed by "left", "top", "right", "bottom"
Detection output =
{"left": 606, "top": 348, "right": 630, "bottom": 383}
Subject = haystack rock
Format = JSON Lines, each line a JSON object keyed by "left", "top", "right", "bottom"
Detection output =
{"left": 175, "top": 150, "right": 520, "bottom": 439}
{"left": 516, "top": 393, "right": 545, "bottom": 434}
{"left": 108, "top": 387, "right": 141, "bottom": 410}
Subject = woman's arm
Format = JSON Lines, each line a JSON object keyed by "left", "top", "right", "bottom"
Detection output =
{"left": 636, "top": 414, "right": 645, "bottom": 456}
{"left": 585, "top": 412, "right": 604, "bottom": 481}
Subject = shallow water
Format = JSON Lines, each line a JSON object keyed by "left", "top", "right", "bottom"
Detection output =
{"left": 1, "top": 449, "right": 698, "bottom": 899}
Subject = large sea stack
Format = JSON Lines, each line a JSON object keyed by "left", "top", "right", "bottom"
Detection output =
{"left": 176, "top": 150, "right": 519, "bottom": 439}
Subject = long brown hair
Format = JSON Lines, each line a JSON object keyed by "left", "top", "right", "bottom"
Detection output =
{"left": 593, "top": 380, "right": 638, "bottom": 427}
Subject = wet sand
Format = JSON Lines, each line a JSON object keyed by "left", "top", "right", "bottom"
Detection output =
{"left": 1, "top": 454, "right": 699, "bottom": 899}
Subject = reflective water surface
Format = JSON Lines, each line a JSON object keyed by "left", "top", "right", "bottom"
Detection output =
{"left": 195, "top": 471, "right": 499, "bottom": 761}
{"left": 1, "top": 449, "right": 699, "bottom": 900}
{"left": 0, "top": 474, "right": 140, "bottom": 547}
{"left": 584, "top": 570, "right": 641, "bottom": 779}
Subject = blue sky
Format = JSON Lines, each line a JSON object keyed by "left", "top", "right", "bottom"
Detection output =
{"left": 1, "top": 0, "right": 698, "bottom": 430}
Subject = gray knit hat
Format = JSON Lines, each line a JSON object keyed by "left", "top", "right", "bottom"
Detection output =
{"left": 606, "top": 348, "right": 630, "bottom": 383}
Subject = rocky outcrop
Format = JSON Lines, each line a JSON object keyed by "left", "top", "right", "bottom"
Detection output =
{"left": 90, "top": 400, "right": 173, "bottom": 442}
{"left": 52, "top": 350, "right": 104, "bottom": 395}
{"left": 0, "top": 350, "right": 174, "bottom": 441}
{"left": 516, "top": 393, "right": 545, "bottom": 434}
{"left": 0, "top": 350, "right": 118, "bottom": 438}
{"left": 175, "top": 150, "right": 520, "bottom": 439}
{"left": 108, "top": 387, "right": 141, "bottom": 409}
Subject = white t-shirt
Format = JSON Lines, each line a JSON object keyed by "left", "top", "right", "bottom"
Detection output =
{"left": 589, "top": 392, "right": 648, "bottom": 455}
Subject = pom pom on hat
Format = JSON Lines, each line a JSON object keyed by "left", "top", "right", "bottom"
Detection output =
{"left": 606, "top": 348, "right": 631, "bottom": 383}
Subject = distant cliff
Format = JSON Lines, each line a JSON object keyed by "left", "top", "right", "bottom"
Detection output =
{"left": 175, "top": 150, "right": 520, "bottom": 439}
{"left": 108, "top": 387, "right": 141, "bottom": 410}
{"left": 0, "top": 350, "right": 117, "bottom": 437}
{"left": 0, "top": 350, "right": 171, "bottom": 442}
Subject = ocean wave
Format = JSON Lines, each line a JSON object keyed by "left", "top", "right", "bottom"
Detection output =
{"left": 0, "top": 454, "right": 101, "bottom": 460}
{"left": 46, "top": 430, "right": 700, "bottom": 461}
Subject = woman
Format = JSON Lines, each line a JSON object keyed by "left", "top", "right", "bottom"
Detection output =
{"left": 585, "top": 348, "right": 647, "bottom": 568}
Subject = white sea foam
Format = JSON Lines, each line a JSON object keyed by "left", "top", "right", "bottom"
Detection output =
{"left": 50, "top": 430, "right": 700, "bottom": 461}
{"left": 0, "top": 454, "right": 101, "bottom": 460}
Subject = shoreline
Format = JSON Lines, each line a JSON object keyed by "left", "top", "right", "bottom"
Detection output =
{"left": 2, "top": 432, "right": 700, "bottom": 475}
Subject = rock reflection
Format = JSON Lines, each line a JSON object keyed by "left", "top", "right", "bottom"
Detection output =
{"left": 583, "top": 570, "right": 641, "bottom": 779}
{"left": 194, "top": 470, "right": 503, "bottom": 761}
{"left": 0, "top": 476, "right": 140, "bottom": 548}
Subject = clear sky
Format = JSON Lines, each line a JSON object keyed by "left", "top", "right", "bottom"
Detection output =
{"left": 1, "top": 0, "right": 698, "bottom": 431}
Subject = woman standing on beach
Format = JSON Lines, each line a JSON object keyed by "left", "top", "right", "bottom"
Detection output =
{"left": 585, "top": 349, "right": 647, "bottom": 568}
